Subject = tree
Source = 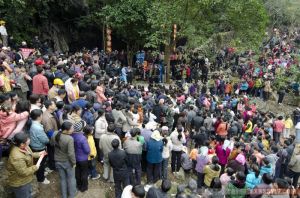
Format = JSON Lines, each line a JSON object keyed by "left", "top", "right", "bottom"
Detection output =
{"left": 96, "top": 0, "right": 151, "bottom": 66}
{"left": 146, "top": 0, "right": 268, "bottom": 82}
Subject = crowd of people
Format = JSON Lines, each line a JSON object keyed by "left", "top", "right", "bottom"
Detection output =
{"left": 0, "top": 28, "right": 300, "bottom": 198}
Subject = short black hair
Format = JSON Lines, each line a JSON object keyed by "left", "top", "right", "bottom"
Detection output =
{"left": 262, "top": 173, "right": 273, "bottom": 185}
{"left": 37, "top": 67, "right": 44, "bottom": 74}
{"left": 107, "top": 123, "right": 116, "bottom": 133}
{"left": 161, "top": 179, "right": 171, "bottom": 192}
{"left": 58, "top": 89, "right": 66, "bottom": 95}
{"left": 132, "top": 185, "right": 145, "bottom": 198}
{"left": 111, "top": 139, "right": 119, "bottom": 149}
{"left": 44, "top": 100, "right": 54, "bottom": 109}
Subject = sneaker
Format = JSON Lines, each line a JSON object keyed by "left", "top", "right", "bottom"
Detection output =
{"left": 40, "top": 178, "right": 50, "bottom": 185}
{"left": 91, "top": 174, "right": 101, "bottom": 180}
{"left": 45, "top": 167, "right": 53, "bottom": 174}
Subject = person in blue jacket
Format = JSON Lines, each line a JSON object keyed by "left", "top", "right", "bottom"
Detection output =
{"left": 28, "top": 109, "right": 50, "bottom": 184}
{"left": 260, "top": 158, "right": 273, "bottom": 176}
{"left": 146, "top": 130, "right": 163, "bottom": 184}
{"left": 71, "top": 120, "right": 90, "bottom": 192}
{"left": 246, "top": 164, "right": 261, "bottom": 189}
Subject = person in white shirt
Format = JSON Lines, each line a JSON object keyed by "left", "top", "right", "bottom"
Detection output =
{"left": 161, "top": 126, "right": 172, "bottom": 179}
{"left": 0, "top": 21, "right": 8, "bottom": 46}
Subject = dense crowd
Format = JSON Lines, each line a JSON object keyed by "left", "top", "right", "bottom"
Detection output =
{"left": 0, "top": 28, "right": 300, "bottom": 198}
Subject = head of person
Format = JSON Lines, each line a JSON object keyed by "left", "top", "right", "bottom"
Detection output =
{"left": 161, "top": 179, "right": 172, "bottom": 193}
{"left": 15, "top": 100, "right": 31, "bottom": 113}
{"left": 30, "top": 109, "right": 43, "bottom": 122}
{"left": 111, "top": 138, "right": 120, "bottom": 149}
{"left": 235, "top": 171, "right": 246, "bottom": 183}
{"left": 83, "top": 125, "right": 94, "bottom": 136}
{"left": 9, "top": 92, "right": 19, "bottom": 103}
{"left": 57, "top": 89, "right": 66, "bottom": 99}
{"left": 13, "top": 133, "right": 30, "bottom": 149}
{"left": 56, "top": 101, "right": 65, "bottom": 110}
{"left": 29, "top": 94, "right": 41, "bottom": 105}
{"left": 131, "top": 185, "right": 145, "bottom": 198}
{"left": 44, "top": 99, "right": 57, "bottom": 113}
{"left": 53, "top": 78, "right": 64, "bottom": 88}
{"left": 37, "top": 67, "right": 44, "bottom": 74}
{"left": 72, "top": 105, "right": 82, "bottom": 115}
{"left": 210, "top": 177, "right": 222, "bottom": 189}
{"left": 262, "top": 173, "right": 273, "bottom": 185}
{"left": 274, "top": 178, "right": 289, "bottom": 189}
{"left": 107, "top": 123, "right": 116, "bottom": 133}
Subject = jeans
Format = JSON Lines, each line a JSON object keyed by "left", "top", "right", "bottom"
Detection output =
{"left": 273, "top": 132, "right": 281, "bottom": 144}
{"left": 147, "top": 162, "right": 162, "bottom": 184}
{"left": 31, "top": 148, "right": 47, "bottom": 182}
{"left": 75, "top": 161, "right": 89, "bottom": 192}
{"left": 171, "top": 150, "right": 182, "bottom": 172}
{"left": 296, "top": 129, "right": 300, "bottom": 143}
{"left": 161, "top": 158, "right": 169, "bottom": 179}
{"left": 55, "top": 161, "right": 77, "bottom": 198}
{"left": 88, "top": 158, "right": 99, "bottom": 178}
{"left": 197, "top": 172, "right": 205, "bottom": 188}
{"left": 11, "top": 183, "right": 32, "bottom": 198}
{"left": 113, "top": 169, "right": 129, "bottom": 198}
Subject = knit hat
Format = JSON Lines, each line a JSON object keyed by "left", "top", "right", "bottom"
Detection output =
{"left": 151, "top": 130, "right": 162, "bottom": 141}
{"left": 235, "top": 153, "right": 246, "bottom": 165}
{"left": 73, "top": 120, "right": 86, "bottom": 132}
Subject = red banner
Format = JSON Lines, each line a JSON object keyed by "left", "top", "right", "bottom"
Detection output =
{"left": 20, "top": 48, "right": 35, "bottom": 59}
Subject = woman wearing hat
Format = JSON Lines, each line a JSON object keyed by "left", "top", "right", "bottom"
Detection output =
{"left": 71, "top": 120, "right": 90, "bottom": 192}
{"left": 7, "top": 133, "right": 46, "bottom": 198}
{"left": 146, "top": 130, "right": 163, "bottom": 184}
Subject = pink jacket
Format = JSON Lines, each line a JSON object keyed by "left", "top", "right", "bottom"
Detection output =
{"left": 0, "top": 111, "right": 29, "bottom": 138}
{"left": 215, "top": 144, "right": 231, "bottom": 166}
{"left": 96, "top": 86, "right": 107, "bottom": 104}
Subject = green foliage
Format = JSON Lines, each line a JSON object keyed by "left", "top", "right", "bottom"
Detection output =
{"left": 97, "top": 0, "right": 150, "bottom": 48}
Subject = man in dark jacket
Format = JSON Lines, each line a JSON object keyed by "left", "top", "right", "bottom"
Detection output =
{"left": 146, "top": 179, "right": 171, "bottom": 198}
{"left": 191, "top": 111, "right": 204, "bottom": 132}
{"left": 108, "top": 139, "right": 129, "bottom": 198}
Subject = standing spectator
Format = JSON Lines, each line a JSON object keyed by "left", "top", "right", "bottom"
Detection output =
{"left": 94, "top": 109, "right": 108, "bottom": 162}
{"left": 195, "top": 146, "right": 209, "bottom": 188}
{"left": 99, "top": 124, "right": 121, "bottom": 182}
{"left": 96, "top": 81, "right": 107, "bottom": 104}
{"left": 71, "top": 120, "right": 90, "bottom": 192}
{"left": 41, "top": 100, "right": 58, "bottom": 170}
{"left": 51, "top": 121, "right": 77, "bottom": 198}
{"left": 273, "top": 116, "right": 285, "bottom": 144}
{"left": 283, "top": 115, "right": 293, "bottom": 139}
{"left": 161, "top": 128, "right": 172, "bottom": 180}
{"left": 32, "top": 67, "right": 49, "bottom": 96}
{"left": 203, "top": 156, "right": 221, "bottom": 187}
{"left": 225, "top": 171, "right": 247, "bottom": 198}
{"left": 215, "top": 138, "right": 231, "bottom": 174}
{"left": 14, "top": 66, "right": 31, "bottom": 101}
{"left": 28, "top": 109, "right": 50, "bottom": 184}
{"left": 109, "top": 139, "right": 129, "bottom": 198}
{"left": 146, "top": 130, "right": 163, "bottom": 184}
{"left": 0, "top": 20, "right": 8, "bottom": 46}
{"left": 83, "top": 126, "right": 100, "bottom": 180}
{"left": 7, "top": 133, "right": 46, "bottom": 198}
{"left": 123, "top": 128, "right": 143, "bottom": 185}
{"left": 48, "top": 78, "right": 64, "bottom": 100}
{"left": 0, "top": 102, "right": 29, "bottom": 139}
{"left": 170, "top": 126, "right": 186, "bottom": 174}
{"left": 287, "top": 144, "right": 300, "bottom": 188}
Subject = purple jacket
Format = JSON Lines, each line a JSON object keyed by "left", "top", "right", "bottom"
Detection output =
{"left": 71, "top": 132, "right": 90, "bottom": 162}
{"left": 195, "top": 155, "right": 209, "bottom": 173}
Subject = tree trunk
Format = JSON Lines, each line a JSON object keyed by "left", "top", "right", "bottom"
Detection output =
{"left": 126, "top": 44, "right": 133, "bottom": 67}
{"left": 164, "top": 44, "right": 171, "bottom": 83}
